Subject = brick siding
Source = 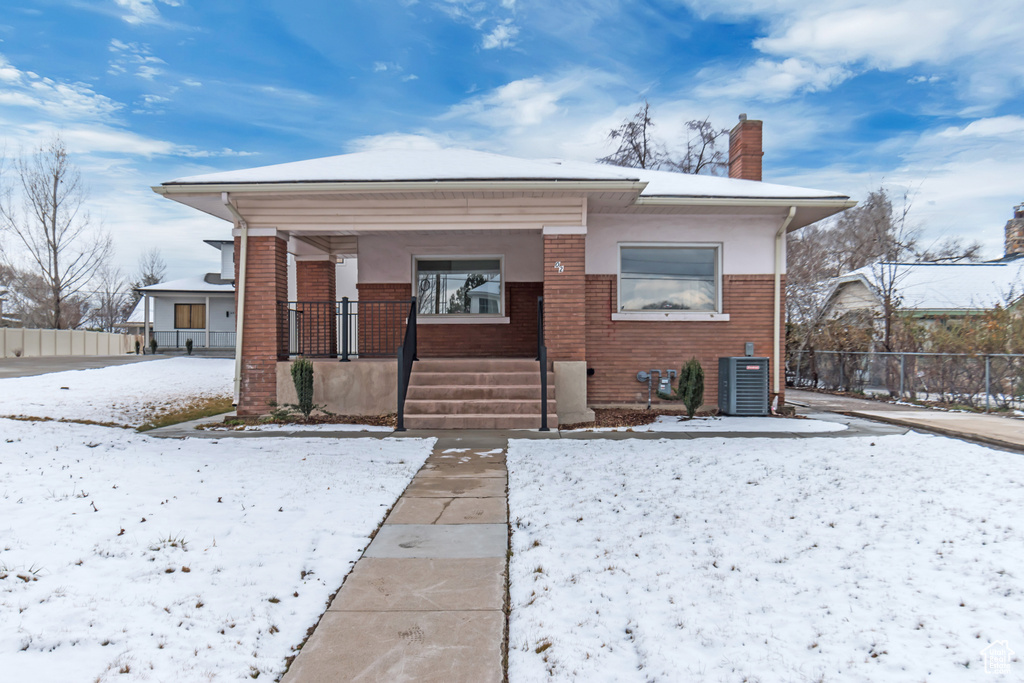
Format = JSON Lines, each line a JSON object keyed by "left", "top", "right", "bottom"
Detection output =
{"left": 357, "top": 281, "right": 541, "bottom": 357}
{"left": 728, "top": 118, "right": 763, "bottom": 181}
{"left": 585, "top": 273, "right": 785, "bottom": 408}
{"left": 234, "top": 235, "right": 287, "bottom": 416}
{"left": 543, "top": 234, "right": 586, "bottom": 361}
{"left": 295, "top": 260, "right": 337, "bottom": 356}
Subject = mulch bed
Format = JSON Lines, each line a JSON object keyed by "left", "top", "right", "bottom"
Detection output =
{"left": 561, "top": 407, "right": 715, "bottom": 431}
{"left": 212, "top": 413, "right": 397, "bottom": 429}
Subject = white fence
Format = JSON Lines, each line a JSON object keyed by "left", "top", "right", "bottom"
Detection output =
{"left": 0, "top": 328, "right": 133, "bottom": 358}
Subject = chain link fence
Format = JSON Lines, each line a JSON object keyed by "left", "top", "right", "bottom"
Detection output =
{"left": 787, "top": 350, "right": 1024, "bottom": 411}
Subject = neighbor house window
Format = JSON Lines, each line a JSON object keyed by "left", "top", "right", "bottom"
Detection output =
{"left": 415, "top": 257, "right": 503, "bottom": 316}
{"left": 618, "top": 244, "right": 720, "bottom": 312}
{"left": 174, "top": 303, "right": 206, "bottom": 329}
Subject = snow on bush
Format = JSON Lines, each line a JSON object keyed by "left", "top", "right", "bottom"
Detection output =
{"left": 0, "top": 419, "right": 432, "bottom": 681}
{"left": 508, "top": 433, "right": 1024, "bottom": 681}
{"left": 0, "top": 358, "right": 232, "bottom": 427}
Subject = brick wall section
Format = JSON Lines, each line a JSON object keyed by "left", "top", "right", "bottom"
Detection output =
{"left": 234, "top": 235, "right": 288, "bottom": 416}
{"left": 295, "top": 260, "right": 337, "bottom": 356}
{"left": 355, "top": 283, "right": 409, "bottom": 357}
{"left": 585, "top": 274, "right": 785, "bottom": 408}
{"left": 356, "top": 282, "right": 541, "bottom": 357}
{"left": 1005, "top": 205, "right": 1024, "bottom": 257}
{"left": 543, "top": 234, "right": 586, "bottom": 361}
{"left": 728, "top": 118, "right": 763, "bottom": 181}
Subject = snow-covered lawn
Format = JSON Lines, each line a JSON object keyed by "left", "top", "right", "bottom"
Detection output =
{"left": 0, "top": 358, "right": 233, "bottom": 427}
{"left": 0, "top": 419, "right": 432, "bottom": 682}
{"left": 568, "top": 415, "right": 848, "bottom": 433}
{"left": 508, "top": 433, "right": 1024, "bottom": 681}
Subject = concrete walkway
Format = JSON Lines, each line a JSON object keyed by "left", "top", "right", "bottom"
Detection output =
{"left": 282, "top": 434, "right": 509, "bottom": 683}
{"left": 789, "top": 389, "right": 1024, "bottom": 452}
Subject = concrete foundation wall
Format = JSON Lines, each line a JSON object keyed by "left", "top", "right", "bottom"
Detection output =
{"left": 1, "top": 328, "right": 131, "bottom": 358}
{"left": 277, "top": 359, "right": 397, "bottom": 415}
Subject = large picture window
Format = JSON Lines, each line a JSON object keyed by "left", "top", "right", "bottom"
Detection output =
{"left": 415, "top": 257, "right": 503, "bottom": 316}
{"left": 618, "top": 245, "right": 720, "bottom": 312}
{"left": 174, "top": 303, "right": 206, "bottom": 329}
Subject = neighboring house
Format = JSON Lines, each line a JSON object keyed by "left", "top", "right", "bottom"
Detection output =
{"left": 821, "top": 204, "right": 1024, "bottom": 322}
{"left": 136, "top": 240, "right": 237, "bottom": 350}
{"left": 120, "top": 297, "right": 155, "bottom": 338}
{"left": 153, "top": 116, "right": 855, "bottom": 426}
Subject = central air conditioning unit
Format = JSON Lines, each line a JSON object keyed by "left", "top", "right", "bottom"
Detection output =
{"left": 718, "top": 357, "right": 769, "bottom": 416}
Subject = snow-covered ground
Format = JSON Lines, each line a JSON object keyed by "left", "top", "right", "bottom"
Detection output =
{"left": 204, "top": 423, "right": 393, "bottom": 433}
{"left": 507, "top": 433, "right": 1024, "bottom": 681}
{"left": 0, "top": 358, "right": 233, "bottom": 427}
{"left": 0, "top": 418, "right": 431, "bottom": 682}
{"left": 569, "top": 415, "right": 848, "bottom": 433}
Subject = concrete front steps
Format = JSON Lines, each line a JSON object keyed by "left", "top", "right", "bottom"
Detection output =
{"left": 404, "top": 358, "right": 557, "bottom": 430}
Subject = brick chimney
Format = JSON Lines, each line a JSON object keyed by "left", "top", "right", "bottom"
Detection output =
{"left": 728, "top": 114, "right": 763, "bottom": 181}
{"left": 1006, "top": 203, "right": 1024, "bottom": 258}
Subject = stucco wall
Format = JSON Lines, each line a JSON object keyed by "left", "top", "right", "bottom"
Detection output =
{"left": 586, "top": 213, "right": 786, "bottom": 275}
{"left": 276, "top": 359, "right": 397, "bottom": 415}
{"left": 357, "top": 232, "right": 544, "bottom": 284}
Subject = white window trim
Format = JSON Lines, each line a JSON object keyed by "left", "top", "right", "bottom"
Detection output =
{"left": 616, "top": 241, "right": 724, "bottom": 318}
{"left": 412, "top": 254, "right": 506, "bottom": 322}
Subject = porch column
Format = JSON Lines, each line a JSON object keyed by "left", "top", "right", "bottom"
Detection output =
{"left": 543, "top": 226, "right": 593, "bottom": 423}
{"left": 234, "top": 230, "right": 288, "bottom": 416}
{"left": 204, "top": 295, "right": 211, "bottom": 347}
{"left": 295, "top": 256, "right": 337, "bottom": 357}
{"left": 143, "top": 293, "right": 150, "bottom": 350}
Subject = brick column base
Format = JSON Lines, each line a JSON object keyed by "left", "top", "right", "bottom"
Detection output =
{"left": 235, "top": 234, "right": 287, "bottom": 416}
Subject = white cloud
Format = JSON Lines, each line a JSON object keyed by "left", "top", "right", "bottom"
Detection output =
{"left": 181, "top": 78, "right": 202, "bottom": 87}
{"left": 937, "top": 116, "right": 1024, "bottom": 139}
{"left": 347, "top": 132, "right": 453, "bottom": 152}
{"left": 696, "top": 58, "right": 851, "bottom": 101}
{"left": 113, "top": 0, "right": 181, "bottom": 26}
{"left": 481, "top": 20, "right": 518, "bottom": 49}
{"left": 108, "top": 40, "right": 166, "bottom": 81}
{"left": 373, "top": 62, "right": 389, "bottom": 72}
{"left": 0, "top": 54, "right": 122, "bottom": 120}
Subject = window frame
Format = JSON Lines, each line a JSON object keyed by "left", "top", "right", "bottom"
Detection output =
{"left": 614, "top": 242, "right": 728, "bottom": 321}
{"left": 411, "top": 254, "right": 508, "bottom": 323}
{"left": 173, "top": 303, "right": 207, "bottom": 330}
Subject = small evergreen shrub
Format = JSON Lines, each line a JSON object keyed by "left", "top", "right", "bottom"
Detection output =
{"left": 291, "top": 357, "right": 315, "bottom": 418}
{"left": 658, "top": 357, "right": 705, "bottom": 419}
{"left": 149, "top": 338, "right": 157, "bottom": 355}
{"left": 185, "top": 338, "right": 193, "bottom": 356}
{"left": 134, "top": 339, "right": 141, "bottom": 355}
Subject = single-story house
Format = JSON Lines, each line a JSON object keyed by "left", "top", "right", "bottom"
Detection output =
{"left": 152, "top": 116, "right": 854, "bottom": 428}
{"left": 136, "top": 240, "right": 237, "bottom": 350}
{"left": 821, "top": 205, "right": 1024, "bottom": 321}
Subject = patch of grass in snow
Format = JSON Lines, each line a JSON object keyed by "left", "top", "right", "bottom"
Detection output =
{"left": 0, "top": 414, "right": 129, "bottom": 429}
{"left": 137, "top": 396, "right": 234, "bottom": 432}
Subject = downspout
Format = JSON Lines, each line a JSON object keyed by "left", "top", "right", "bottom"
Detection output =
{"left": 223, "top": 192, "right": 248, "bottom": 405}
{"left": 773, "top": 206, "right": 797, "bottom": 409}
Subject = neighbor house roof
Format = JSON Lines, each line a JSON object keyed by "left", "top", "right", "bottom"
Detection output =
{"left": 124, "top": 297, "right": 155, "bottom": 325}
{"left": 164, "top": 149, "right": 849, "bottom": 201}
{"left": 137, "top": 275, "right": 235, "bottom": 295}
{"left": 831, "top": 262, "right": 1024, "bottom": 314}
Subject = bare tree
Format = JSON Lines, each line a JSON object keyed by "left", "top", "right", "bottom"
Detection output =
{"left": 130, "top": 247, "right": 167, "bottom": 305}
{"left": 669, "top": 117, "right": 729, "bottom": 175}
{"left": 0, "top": 136, "right": 112, "bottom": 329}
{"left": 90, "top": 265, "right": 132, "bottom": 332}
{"left": 598, "top": 101, "right": 728, "bottom": 175}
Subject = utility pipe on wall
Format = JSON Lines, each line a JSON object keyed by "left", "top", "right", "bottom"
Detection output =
{"left": 773, "top": 206, "right": 797, "bottom": 404}
{"left": 222, "top": 192, "right": 248, "bottom": 405}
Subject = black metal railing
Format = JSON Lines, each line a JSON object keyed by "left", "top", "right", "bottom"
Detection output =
{"left": 151, "top": 330, "right": 238, "bottom": 349}
{"left": 278, "top": 298, "right": 414, "bottom": 360}
{"left": 395, "top": 297, "right": 418, "bottom": 432}
{"left": 537, "top": 295, "right": 549, "bottom": 432}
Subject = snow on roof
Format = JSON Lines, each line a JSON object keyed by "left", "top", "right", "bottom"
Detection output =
{"left": 125, "top": 297, "right": 155, "bottom": 324}
{"left": 138, "top": 275, "right": 235, "bottom": 294}
{"left": 839, "top": 262, "right": 1024, "bottom": 311}
{"left": 165, "top": 148, "right": 847, "bottom": 200}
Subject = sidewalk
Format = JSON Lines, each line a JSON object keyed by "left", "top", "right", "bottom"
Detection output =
{"left": 788, "top": 389, "right": 1024, "bottom": 452}
{"left": 282, "top": 434, "right": 509, "bottom": 683}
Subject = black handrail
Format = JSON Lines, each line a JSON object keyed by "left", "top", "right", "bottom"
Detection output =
{"left": 537, "top": 295, "right": 549, "bottom": 432}
{"left": 395, "top": 297, "right": 418, "bottom": 432}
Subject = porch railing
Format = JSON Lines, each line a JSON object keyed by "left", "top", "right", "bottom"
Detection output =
{"left": 151, "top": 330, "right": 237, "bottom": 349}
{"left": 395, "top": 297, "right": 418, "bottom": 432}
{"left": 277, "top": 298, "right": 414, "bottom": 360}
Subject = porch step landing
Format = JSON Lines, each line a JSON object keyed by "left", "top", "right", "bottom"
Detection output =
{"left": 405, "top": 358, "right": 557, "bottom": 430}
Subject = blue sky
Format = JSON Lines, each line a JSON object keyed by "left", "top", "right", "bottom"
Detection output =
{"left": 1, "top": 0, "right": 1022, "bottom": 278}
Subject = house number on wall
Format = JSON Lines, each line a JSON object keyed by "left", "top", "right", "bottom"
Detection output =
{"left": 554, "top": 261, "right": 564, "bottom": 273}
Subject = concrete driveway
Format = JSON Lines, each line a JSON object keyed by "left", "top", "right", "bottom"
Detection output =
{"left": 0, "top": 355, "right": 168, "bottom": 379}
